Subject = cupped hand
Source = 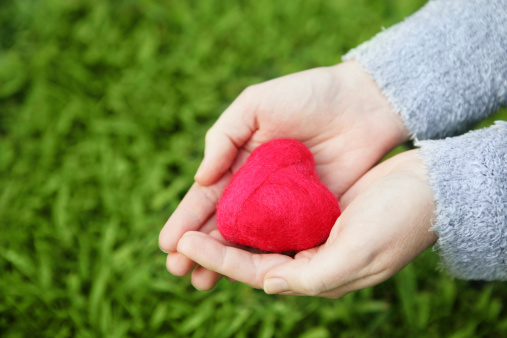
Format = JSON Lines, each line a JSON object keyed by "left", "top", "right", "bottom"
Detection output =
{"left": 175, "top": 150, "right": 437, "bottom": 297}
{"left": 159, "top": 61, "right": 410, "bottom": 290}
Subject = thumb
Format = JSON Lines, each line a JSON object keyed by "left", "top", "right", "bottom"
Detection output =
{"left": 195, "top": 89, "right": 257, "bottom": 186}
{"left": 263, "top": 246, "right": 346, "bottom": 297}
{"left": 262, "top": 226, "right": 379, "bottom": 298}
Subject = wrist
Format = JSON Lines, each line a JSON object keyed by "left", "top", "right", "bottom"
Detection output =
{"left": 330, "top": 61, "right": 410, "bottom": 151}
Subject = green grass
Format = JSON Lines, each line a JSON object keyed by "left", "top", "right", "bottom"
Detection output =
{"left": 1, "top": 0, "right": 507, "bottom": 337}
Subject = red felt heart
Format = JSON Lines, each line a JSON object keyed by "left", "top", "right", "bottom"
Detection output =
{"left": 216, "top": 138, "right": 341, "bottom": 253}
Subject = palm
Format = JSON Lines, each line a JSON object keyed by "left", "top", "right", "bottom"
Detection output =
{"left": 228, "top": 63, "right": 404, "bottom": 195}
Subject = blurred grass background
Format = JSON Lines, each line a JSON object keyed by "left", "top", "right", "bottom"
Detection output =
{"left": 1, "top": 0, "right": 507, "bottom": 337}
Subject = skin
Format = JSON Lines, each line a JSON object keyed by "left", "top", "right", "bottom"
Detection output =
{"left": 158, "top": 61, "right": 437, "bottom": 297}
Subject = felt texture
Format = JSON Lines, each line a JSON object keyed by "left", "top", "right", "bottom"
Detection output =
{"left": 216, "top": 139, "right": 340, "bottom": 253}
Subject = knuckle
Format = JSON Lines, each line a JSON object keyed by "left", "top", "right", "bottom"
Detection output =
{"left": 158, "top": 233, "right": 168, "bottom": 252}
{"left": 200, "top": 185, "right": 221, "bottom": 205}
{"left": 216, "top": 245, "right": 228, "bottom": 272}
{"left": 250, "top": 254, "right": 265, "bottom": 283}
{"left": 242, "top": 84, "right": 257, "bottom": 95}
{"left": 165, "top": 255, "right": 172, "bottom": 272}
{"left": 239, "top": 84, "right": 260, "bottom": 102}
{"left": 204, "top": 127, "right": 216, "bottom": 144}
{"left": 301, "top": 275, "right": 327, "bottom": 297}
{"left": 176, "top": 233, "right": 192, "bottom": 253}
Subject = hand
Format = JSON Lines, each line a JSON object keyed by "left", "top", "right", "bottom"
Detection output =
{"left": 176, "top": 150, "right": 437, "bottom": 297}
{"left": 159, "top": 61, "right": 410, "bottom": 290}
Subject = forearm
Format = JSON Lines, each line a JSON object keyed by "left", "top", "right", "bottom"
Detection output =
{"left": 343, "top": 0, "right": 507, "bottom": 140}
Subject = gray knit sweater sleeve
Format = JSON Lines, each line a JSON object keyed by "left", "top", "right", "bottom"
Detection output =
{"left": 343, "top": 0, "right": 507, "bottom": 140}
{"left": 418, "top": 123, "right": 507, "bottom": 280}
{"left": 343, "top": 0, "right": 507, "bottom": 280}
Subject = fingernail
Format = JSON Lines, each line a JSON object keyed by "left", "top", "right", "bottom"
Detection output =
{"left": 264, "top": 278, "right": 289, "bottom": 294}
{"left": 159, "top": 246, "right": 169, "bottom": 254}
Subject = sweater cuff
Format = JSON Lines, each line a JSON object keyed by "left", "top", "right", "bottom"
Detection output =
{"left": 418, "top": 122, "right": 507, "bottom": 280}
{"left": 343, "top": 0, "right": 507, "bottom": 140}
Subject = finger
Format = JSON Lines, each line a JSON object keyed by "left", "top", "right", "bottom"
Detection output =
{"left": 263, "top": 219, "right": 375, "bottom": 297}
{"left": 177, "top": 231, "right": 292, "bottom": 289}
{"left": 165, "top": 215, "right": 220, "bottom": 276}
{"left": 187, "top": 229, "right": 262, "bottom": 290}
{"left": 229, "top": 147, "right": 254, "bottom": 174}
{"left": 271, "top": 272, "right": 389, "bottom": 298}
{"left": 318, "top": 270, "right": 390, "bottom": 299}
{"left": 263, "top": 248, "right": 335, "bottom": 296}
{"left": 167, "top": 252, "right": 197, "bottom": 276}
{"left": 191, "top": 266, "right": 223, "bottom": 291}
{"left": 195, "top": 88, "right": 258, "bottom": 186}
{"left": 189, "top": 227, "right": 230, "bottom": 290}
{"left": 159, "top": 174, "right": 230, "bottom": 253}
{"left": 263, "top": 245, "right": 374, "bottom": 297}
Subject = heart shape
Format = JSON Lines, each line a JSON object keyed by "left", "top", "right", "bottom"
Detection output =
{"left": 216, "top": 138, "right": 341, "bottom": 253}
